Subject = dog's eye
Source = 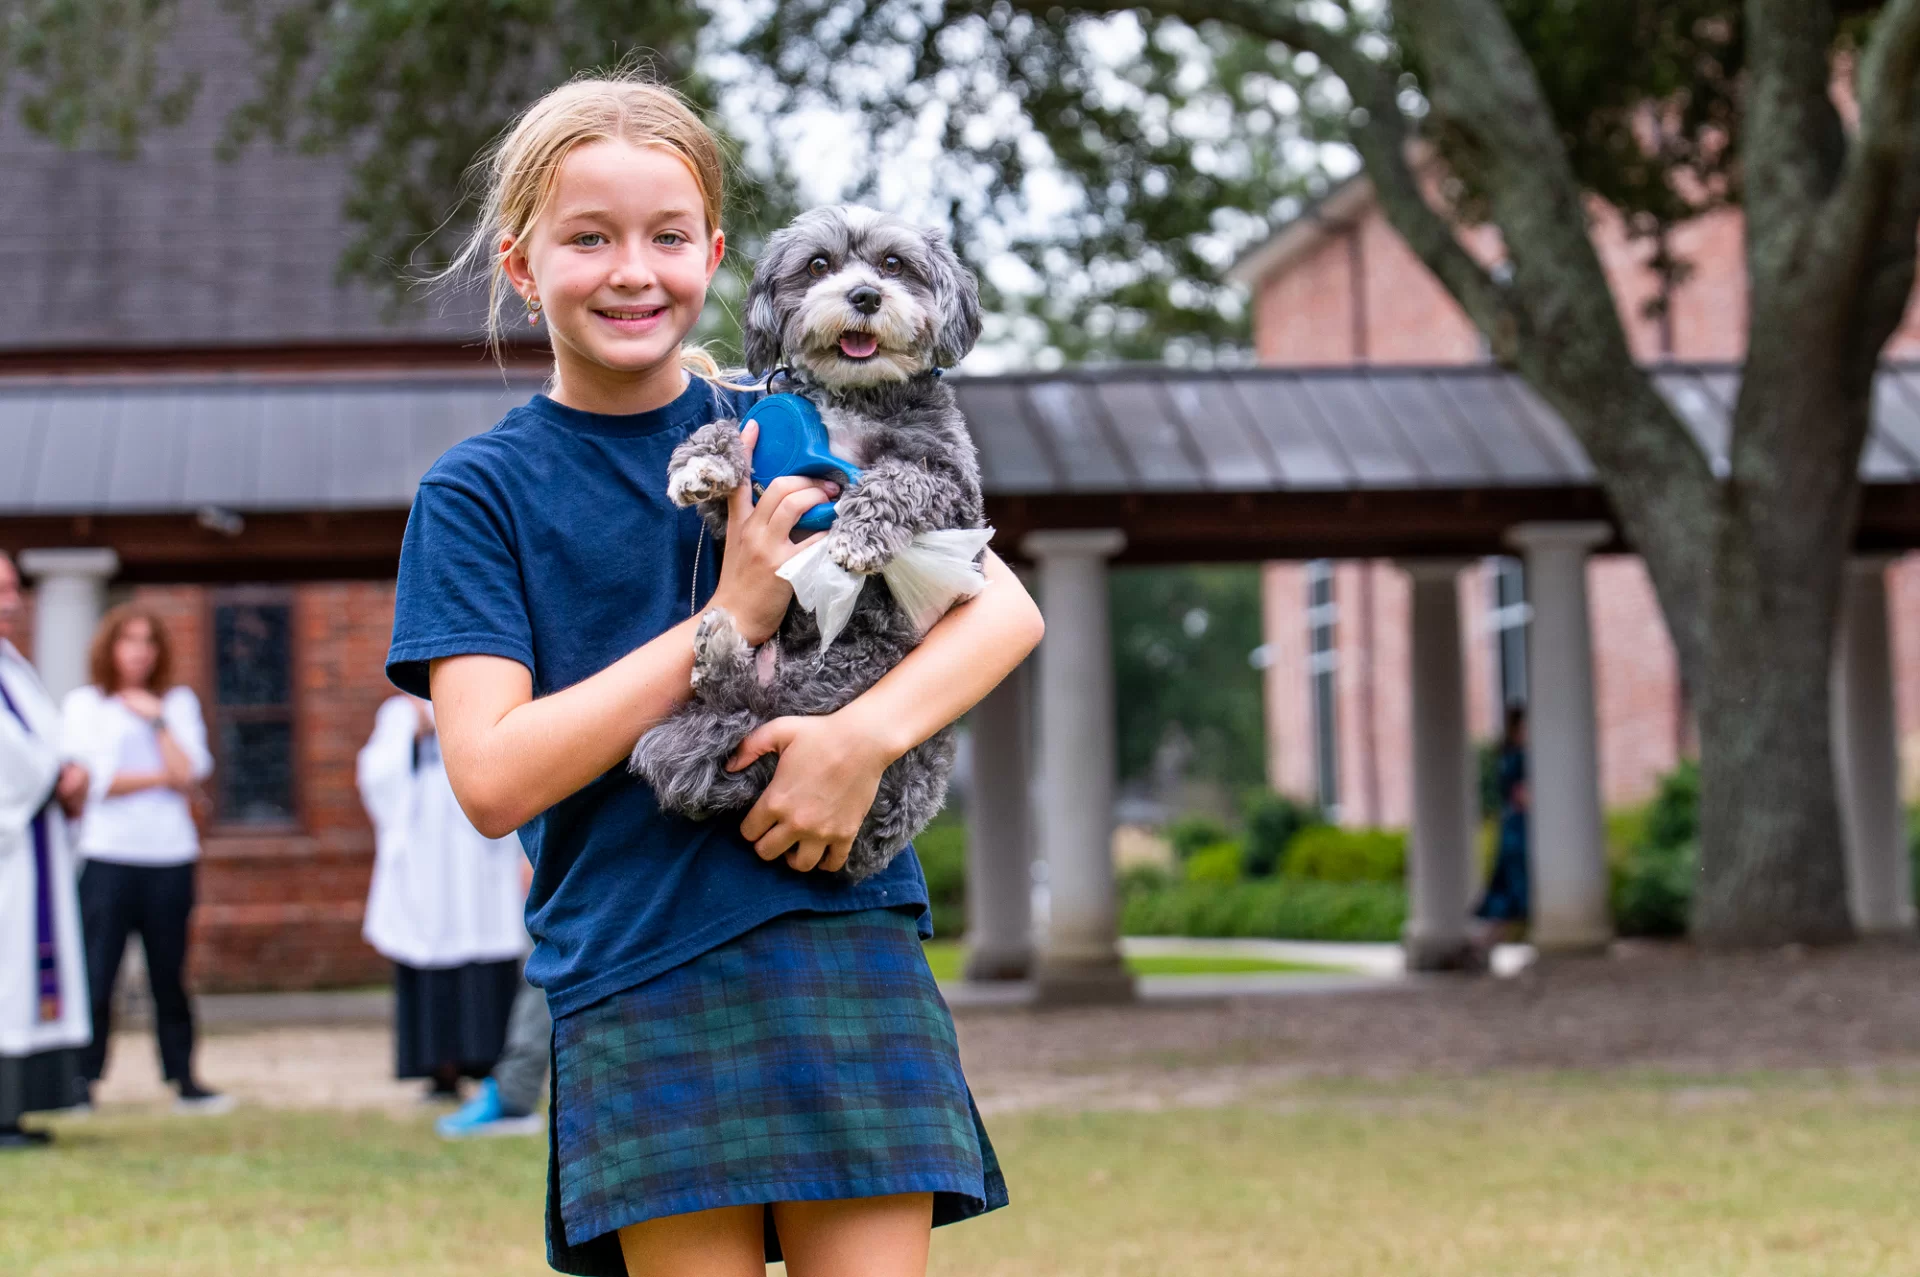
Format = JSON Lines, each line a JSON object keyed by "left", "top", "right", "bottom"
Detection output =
{"left": 807, "top": 255, "right": 830, "bottom": 278}
{"left": 880, "top": 254, "right": 903, "bottom": 277}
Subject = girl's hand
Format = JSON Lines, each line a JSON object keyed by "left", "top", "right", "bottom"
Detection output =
{"left": 118, "top": 688, "right": 165, "bottom": 722}
{"left": 728, "top": 712, "right": 893, "bottom": 872}
{"left": 708, "top": 423, "right": 840, "bottom": 647}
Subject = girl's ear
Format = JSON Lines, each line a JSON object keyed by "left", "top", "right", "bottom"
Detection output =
{"left": 706, "top": 229, "right": 726, "bottom": 283}
{"left": 923, "top": 227, "right": 982, "bottom": 367}
{"left": 499, "top": 234, "right": 536, "bottom": 299}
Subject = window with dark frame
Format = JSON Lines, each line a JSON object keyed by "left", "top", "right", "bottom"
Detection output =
{"left": 208, "top": 590, "right": 298, "bottom": 827}
{"left": 1305, "top": 560, "right": 1340, "bottom": 819}
{"left": 1489, "top": 556, "right": 1531, "bottom": 716}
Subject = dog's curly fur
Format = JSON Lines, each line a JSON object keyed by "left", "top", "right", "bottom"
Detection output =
{"left": 629, "top": 205, "right": 986, "bottom": 879}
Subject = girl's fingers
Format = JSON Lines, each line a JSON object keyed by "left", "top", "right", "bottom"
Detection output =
{"left": 819, "top": 840, "right": 851, "bottom": 874}
{"left": 785, "top": 840, "right": 828, "bottom": 873}
{"left": 767, "top": 485, "right": 836, "bottom": 541}
{"left": 754, "top": 822, "right": 798, "bottom": 861}
{"left": 750, "top": 474, "right": 829, "bottom": 526}
{"left": 740, "top": 795, "right": 777, "bottom": 842}
{"left": 728, "top": 718, "right": 796, "bottom": 773}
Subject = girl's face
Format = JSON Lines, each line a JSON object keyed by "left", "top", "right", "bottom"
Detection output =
{"left": 503, "top": 139, "right": 725, "bottom": 414}
{"left": 113, "top": 618, "right": 158, "bottom": 690}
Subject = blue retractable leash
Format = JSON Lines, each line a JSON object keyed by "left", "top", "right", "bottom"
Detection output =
{"left": 740, "top": 369, "right": 863, "bottom": 533}
{"left": 690, "top": 371, "right": 866, "bottom": 618}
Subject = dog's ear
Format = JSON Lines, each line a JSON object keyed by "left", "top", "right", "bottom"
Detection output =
{"left": 923, "top": 226, "right": 982, "bottom": 367}
{"left": 741, "top": 230, "right": 793, "bottom": 374}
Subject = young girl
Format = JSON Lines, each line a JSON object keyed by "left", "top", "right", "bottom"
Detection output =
{"left": 388, "top": 76, "right": 1041, "bottom": 1276}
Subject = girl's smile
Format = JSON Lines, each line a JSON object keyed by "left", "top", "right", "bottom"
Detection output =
{"left": 501, "top": 139, "right": 725, "bottom": 415}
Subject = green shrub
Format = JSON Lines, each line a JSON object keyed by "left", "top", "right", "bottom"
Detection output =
{"left": 1907, "top": 804, "right": 1920, "bottom": 907}
{"left": 1184, "top": 841, "right": 1244, "bottom": 884}
{"left": 1166, "top": 816, "right": 1233, "bottom": 861}
{"left": 1643, "top": 759, "right": 1699, "bottom": 854}
{"left": 1605, "top": 805, "right": 1649, "bottom": 865}
{"left": 1611, "top": 839, "right": 1696, "bottom": 937}
{"left": 1477, "top": 739, "right": 1506, "bottom": 821}
{"left": 1608, "top": 761, "right": 1701, "bottom": 937}
{"left": 1118, "top": 862, "right": 1175, "bottom": 896}
{"left": 1123, "top": 880, "right": 1406, "bottom": 942}
{"left": 1280, "top": 826, "right": 1406, "bottom": 883}
{"left": 1241, "top": 791, "right": 1322, "bottom": 878}
{"left": 913, "top": 819, "right": 967, "bottom": 940}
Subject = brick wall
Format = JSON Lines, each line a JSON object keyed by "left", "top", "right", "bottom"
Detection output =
{"left": 1261, "top": 556, "right": 1690, "bottom": 826}
{"left": 191, "top": 580, "right": 397, "bottom": 992}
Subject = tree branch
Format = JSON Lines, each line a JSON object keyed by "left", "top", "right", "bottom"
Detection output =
{"left": 1743, "top": 1, "right": 1845, "bottom": 257}
{"left": 1016, "top": 0, "right": 1722, "bottom": 677}
{"left": 1815, "top": 0, "right": 1920, "bottom": 316}
{"left": 999, "top": 0, "right": 1517, "bottom": 353}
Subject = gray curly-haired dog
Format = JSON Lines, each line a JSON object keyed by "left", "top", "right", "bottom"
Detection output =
{"left": 629, "top": 205, "right": 986, "bottom": 879}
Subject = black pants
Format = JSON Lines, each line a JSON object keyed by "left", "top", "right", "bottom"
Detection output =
{"left": 78, "top": 860, "right": 198, "bottom": 1085}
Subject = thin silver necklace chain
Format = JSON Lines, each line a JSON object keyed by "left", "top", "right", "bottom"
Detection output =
{"left": 690, "top": 523, "right": 706, "bottom": 618}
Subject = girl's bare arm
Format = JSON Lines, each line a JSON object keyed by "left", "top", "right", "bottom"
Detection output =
{"left": 430, "top": 469, "right": 837, "bottom": 838}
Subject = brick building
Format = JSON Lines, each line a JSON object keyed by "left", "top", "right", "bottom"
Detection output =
{"left": 1240, "top": 180, "right": 1920, "bottom": 824}
{"left": 0, "top": 4, "right": 509, "bottom": 991}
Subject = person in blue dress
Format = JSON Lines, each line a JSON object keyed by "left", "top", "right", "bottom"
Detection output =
{"left": 1475, "top": 706, "right": 1531, "bottom": 947}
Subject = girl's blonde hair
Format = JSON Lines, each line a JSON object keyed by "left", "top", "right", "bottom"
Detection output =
{"left": 447, "top": 71, "right": 731, "bottom": 379}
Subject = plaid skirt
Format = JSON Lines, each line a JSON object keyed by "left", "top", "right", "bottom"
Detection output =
{"left": 546, "top": 907, "right": 1007, "bottom": 1274}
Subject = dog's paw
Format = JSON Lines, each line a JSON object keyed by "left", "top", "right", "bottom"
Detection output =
{"left": 826, "top": 527, "right": 897, "bottom": 576}
{"left": 691, "top": 608, "right": 750, "bottom": 688}
{"left": 668, "top": 455, "right": 742, "bottom": 506}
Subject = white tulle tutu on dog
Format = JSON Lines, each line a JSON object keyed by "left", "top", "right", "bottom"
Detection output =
{"left": 779, "top": 527, "right": 997, "bottom": 649}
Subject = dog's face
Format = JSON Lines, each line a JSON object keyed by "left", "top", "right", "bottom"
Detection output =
{"left": 743, "top": 206, "right": 983, "bottom": 388}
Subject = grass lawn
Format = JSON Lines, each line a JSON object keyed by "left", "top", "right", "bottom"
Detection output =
{"left": 8, "top": 1072, "right": 1918, "bottom": 1276}
{"left": 918, "top": 941, "right": 1332, "bottom": 982}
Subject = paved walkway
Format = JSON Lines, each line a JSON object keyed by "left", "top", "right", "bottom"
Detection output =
{"left": 83, "top": 940, "right": 1918, "bottom": 1121}
{"left": 171, "top": 939, "right": 1536, "bottom": 1025}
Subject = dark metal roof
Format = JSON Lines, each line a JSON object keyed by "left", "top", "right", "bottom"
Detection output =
{"left": 8, "top": 362, "right": 1919, "bottom": 517}
{"left": 0, "top": 0, "right": 480, "bottom": 352}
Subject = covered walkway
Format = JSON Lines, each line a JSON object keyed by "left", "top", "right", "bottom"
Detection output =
{"left": 6, "top": 361, "right": 1920, "bottom": 1002}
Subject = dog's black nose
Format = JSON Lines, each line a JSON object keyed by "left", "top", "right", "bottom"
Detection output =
{"left": 848, "top": 285, "right": 883, "bottom": 315}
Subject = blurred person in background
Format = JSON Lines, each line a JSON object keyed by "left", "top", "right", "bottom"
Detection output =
{"left": 438, "top": 850, "right": 549, "bottom": 1139}
{"left": 0, "top": 551, "right": 92, "bottom": 1147}
{"left": 62, "top": 604, "right": 225, "bottom": 1113}
{"left": 358, "top": 694, "right": 527, "bottom": 1102}
{"left": 1473, "top": 705, "right": 1531, "bottom": 952}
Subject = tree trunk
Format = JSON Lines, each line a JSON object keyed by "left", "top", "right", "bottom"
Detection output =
{"left": 1691, "top": 367, "right": 1864, "bottom": 947}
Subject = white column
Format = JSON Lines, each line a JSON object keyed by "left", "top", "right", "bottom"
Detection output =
{"left": 964, "top": 656, "right": 1035, "bottom": 981}
{"left": 1506, "top": 522, "right": 1613, "bottom": 953}
{"left": 1401, "top": 560, "right": 1476, "bottom": 970}
{"left": 18, "top": 548, "right": 121, "bottom": 699}
{"left": 1832, "top": 557, "right": 1917, "bottom": 936}
{"left": 1023, "top": 529, "right": 1134, "bottom": 1006}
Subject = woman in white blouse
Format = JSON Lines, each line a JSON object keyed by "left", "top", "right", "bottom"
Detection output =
{"left": 60, "top": 604, "right": 226, "bottom": 1112}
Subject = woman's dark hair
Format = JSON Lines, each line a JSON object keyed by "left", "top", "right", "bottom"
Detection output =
{"left": 1503, "top": 704, "right": 1527, "bottom": 748}
{"left": 88, "top": 603, "right": 173, "bottom": 693}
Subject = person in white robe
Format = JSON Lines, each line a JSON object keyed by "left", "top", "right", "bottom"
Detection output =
{"left": 0, "top": 552, "right": 91, "bottom": 1147}
{"left": 358, "top": 694, "right": 528, "bottom": 1099}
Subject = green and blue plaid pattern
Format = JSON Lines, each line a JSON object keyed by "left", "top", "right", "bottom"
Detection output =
{"left": 546, "top": 907, "right": 1006, "bottom": 1273}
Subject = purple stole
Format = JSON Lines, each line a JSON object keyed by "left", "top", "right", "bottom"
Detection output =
{"left": 0, "top": 675, "right": 61, "bottom": 1024}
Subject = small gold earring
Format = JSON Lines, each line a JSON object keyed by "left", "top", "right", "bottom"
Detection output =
{"left": 526, "top": 296, "right": 544, "bottom": 326}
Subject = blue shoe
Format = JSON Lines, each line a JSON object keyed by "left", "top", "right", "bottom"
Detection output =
{"left": 436, "top": 1078, "right": 543, "bottom": 1140}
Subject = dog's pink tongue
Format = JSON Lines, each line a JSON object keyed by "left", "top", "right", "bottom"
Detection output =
{"left": 839, "top": 333, "right": 879, "bottom": 359}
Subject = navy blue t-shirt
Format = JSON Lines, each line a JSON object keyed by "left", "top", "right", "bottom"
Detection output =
{"left": 387, "top": 378, "right": 931, "bottom": 1019}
